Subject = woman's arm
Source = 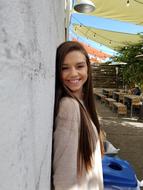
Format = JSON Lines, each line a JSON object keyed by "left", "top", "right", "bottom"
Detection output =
{"left": 53, "top": 97, "right": 80, "bottom": 190}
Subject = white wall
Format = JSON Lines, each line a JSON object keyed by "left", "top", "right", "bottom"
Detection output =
{"left": 0, "top": 0, "right": 65, "bottom": 189}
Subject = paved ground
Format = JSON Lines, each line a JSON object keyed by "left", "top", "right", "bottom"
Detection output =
{"left": 95, "top": 98, "right": 143, "bottom": 183}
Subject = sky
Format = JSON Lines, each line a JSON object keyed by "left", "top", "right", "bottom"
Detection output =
{"left": 69, "top": 13, "right": 143, "bottom": 56}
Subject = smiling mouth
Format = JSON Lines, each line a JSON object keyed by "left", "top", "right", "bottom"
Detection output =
{"left": 68, "top": 79, "right": 81, "bottom": 84}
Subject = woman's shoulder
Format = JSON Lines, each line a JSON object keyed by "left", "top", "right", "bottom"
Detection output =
{"left": 60, "top": 97, "right": 79, "bottom": 107}
{"left": 58, "top": 97, "right": 80, "bottom": 121}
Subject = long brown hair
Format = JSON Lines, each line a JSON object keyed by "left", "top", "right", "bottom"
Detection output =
{"left": 54, "top": 41, "right": 104, "bottom": 175}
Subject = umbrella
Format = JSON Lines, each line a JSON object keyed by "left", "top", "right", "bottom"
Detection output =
{"left": 135, "top": 54, "right": 143, "bottom": 60}
{"left": 109, "top": 62, "right": 127, "bottom": 65}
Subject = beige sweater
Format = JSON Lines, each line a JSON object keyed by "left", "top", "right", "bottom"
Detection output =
{"left": 53, "top": 97, "right": 103, "bottom": 190}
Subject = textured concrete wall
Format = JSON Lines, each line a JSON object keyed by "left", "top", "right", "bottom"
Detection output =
{"left": 0, "top": 0, "right": 65, "bottom": 189}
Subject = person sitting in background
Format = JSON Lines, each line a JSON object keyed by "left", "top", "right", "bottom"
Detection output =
{"left": 132, "top": 85, "right": 141, "bottom": 96}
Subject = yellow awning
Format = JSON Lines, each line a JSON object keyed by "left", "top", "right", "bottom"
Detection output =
{"left": 74, "top": 0, "right": 143, "bottom": 25}
{"left": 73, "top": 24, "right": 142, "bottom": 50}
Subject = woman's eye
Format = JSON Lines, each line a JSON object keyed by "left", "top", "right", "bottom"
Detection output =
{"left": 62, "top": 67, "right": 69, "bottom": 70}
{"left": 77, "top": 65, "right": 84, "bottom": 68}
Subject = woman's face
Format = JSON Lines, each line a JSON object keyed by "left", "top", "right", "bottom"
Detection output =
{"left": 61, "top": 50, "right": 88, "bottom": 99}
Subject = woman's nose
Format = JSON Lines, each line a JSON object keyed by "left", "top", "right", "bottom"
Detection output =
{"left": 70, "top": 67, "right": 78, "bottom": 76}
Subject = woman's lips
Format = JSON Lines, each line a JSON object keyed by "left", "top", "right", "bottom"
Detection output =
{"left": 68, "top": 79, "right": 80, "bottom": 84}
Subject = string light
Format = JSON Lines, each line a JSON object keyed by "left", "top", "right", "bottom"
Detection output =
{"left": 70, "top": 30, "right": 115, "bottom": 55}
{"left": 126, "top": 0, "right": 130, "bottom": 7}
{"left": 133, "top": 0, "right": 143, "bottom": 4}
{"left": 71, "top": 15, "right": 124, "bottom": 47}
{"left": 70, "top": 33, "right": 113, "bottom": 57}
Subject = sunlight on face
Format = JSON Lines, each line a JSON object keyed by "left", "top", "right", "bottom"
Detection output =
{"left": 62, "top": 51, "right": 88, "bottom": 99}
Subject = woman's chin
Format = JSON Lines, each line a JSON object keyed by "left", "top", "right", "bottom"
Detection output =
{"left": 69, "top": 87, "right": 80, "bottom": 93}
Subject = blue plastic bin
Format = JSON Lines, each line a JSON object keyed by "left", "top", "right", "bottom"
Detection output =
{"left": 102, "top": 156, "right": 139, "bottom": 190}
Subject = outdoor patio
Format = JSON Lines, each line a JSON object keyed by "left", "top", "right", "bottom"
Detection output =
{"left": 95, "top": 92, "right": 143, "bottom": 183}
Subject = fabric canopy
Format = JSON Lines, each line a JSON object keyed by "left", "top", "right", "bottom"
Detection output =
{"left": 73, "top": 24, "right": 142, "bottom": 50}
{"left": 74, "top": 0, "right": 143, "bottom": 26}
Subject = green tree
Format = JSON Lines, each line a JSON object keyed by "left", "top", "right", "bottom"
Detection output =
{"left": 113, "top": 39, "right": 143, "bottom": 89}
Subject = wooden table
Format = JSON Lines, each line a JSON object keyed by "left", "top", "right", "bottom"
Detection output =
{"left": 113, "top": 91, "right": 127, "bottom": 102}
{"left": 123, "top": 95, "right": 141, "bottom": 117}
{"left": 112, "top": 102, "right": 127, "bottom": 115}
{"left": 104, "top": 98, "right": 116, "bottom": 108}
{"left": 103, "top": 89, "right": 114, "bottom": 98}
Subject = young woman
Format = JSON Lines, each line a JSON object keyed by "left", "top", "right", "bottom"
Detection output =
{"left": 52, "top": 41, "right": 104, "bottom": 190}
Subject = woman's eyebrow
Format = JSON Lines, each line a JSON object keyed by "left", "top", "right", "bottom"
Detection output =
{"left": 62, "top": 61, "right": 86, "bottom": 66}
{"left": 76, "top": 61, "right": 86, "bottom": 65}
{"left": 62, "top": 63, "right": 69, "bottom": 66}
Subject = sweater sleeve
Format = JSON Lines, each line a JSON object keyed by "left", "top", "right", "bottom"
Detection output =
{"left": 53, "top": 97, "right": 80, "bottom": 190}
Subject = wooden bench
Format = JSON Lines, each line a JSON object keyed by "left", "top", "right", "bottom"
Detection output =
{"left": 112, "top": 102, "right": 127, "bottom": 115}
{"left": 132, "top": 101, "right": 142, "bottom": 107}
{"left": 104, "top": 98, "right": 116, "bottom": 108}
{"left": 94, "top": 93, "right": 106, "bottom": 103}
{"left": 132, "top": 101, "right": 142, "bottom": 116}
{"left": 119, "top": 93, "right": 126, "bottom": 102}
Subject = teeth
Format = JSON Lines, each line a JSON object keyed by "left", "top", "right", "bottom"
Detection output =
{"left": 69, "top": 79, "right": 79, "bottom": 84}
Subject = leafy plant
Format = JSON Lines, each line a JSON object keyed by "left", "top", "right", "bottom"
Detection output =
{"left": 113, "top": 38, "right": 143, "bottom": 89}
